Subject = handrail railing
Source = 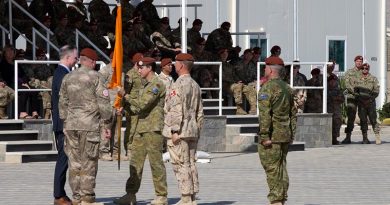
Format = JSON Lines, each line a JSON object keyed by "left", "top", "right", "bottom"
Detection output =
{"left": 0, "top": 25, "right": 10, "bottom": 47}
{"left": 32, "top": 28, "right": 60, "bottom": 59}
{"left": 8, "top": 0, "right": 53, "bottom": 44}
{"left": 75, "top": 29, "right": 110, "bottom": 62}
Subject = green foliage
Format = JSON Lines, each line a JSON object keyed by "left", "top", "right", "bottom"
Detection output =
{"left": 378, "top": 102, "right": 390, "bottom": 121}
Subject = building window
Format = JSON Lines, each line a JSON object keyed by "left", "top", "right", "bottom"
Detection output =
{"left": 328, "top": 39, "right": 346, "bottom": 72}
{"left": 250, "top": 37, "right": 267, "bottom": 61}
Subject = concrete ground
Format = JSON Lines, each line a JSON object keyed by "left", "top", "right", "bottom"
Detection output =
{"left": 1, "top": 126, "right": 390, "bottom": 205}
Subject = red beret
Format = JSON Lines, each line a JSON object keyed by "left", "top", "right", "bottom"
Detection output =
{"left": 161, "top": 58, "right": 172, "bottom": 67}
{"left": 193, "top": 19, "right": 203, "bottom": 26}
{"left": 80, "top": 48, "right": 98, "bottom": 61}
{"left": 354, "top": 55, "right": 363, "bottom": 61}
{"left": 265, "top": 56, "right": 284, "bottom": 66}
{"left": 311, "top": 68, "right": 321, "bottom": 75}
{"left": 138, "top": 57, "right": 156, "bottom": 66}
{"left": 175, "top": 53, "right": 194, "bottom": 61}
{"left": 131, "top": 53, "right": 143, "bottom": 63}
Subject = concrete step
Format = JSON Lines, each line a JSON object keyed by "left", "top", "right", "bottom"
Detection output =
{"left": 202, "top": 99, "right": 223, "bottom": 107}
{"left": 204, "top": 106, "right": 237, "bottom": 115}
{"left": 0, "top": 120, "right": 24, "bottom": 130}
{"left": 227, "top": 124, "right": 259, "bottom": 134}
{"left": 0, "top": 130, "right": 39, "bottom": 141}
{"left": 0, "top": 140, "right": 53, "bottom": 152}
{"left": 5, "top": 151, "right": 57, "bottom": 163}
{"left": 226, "top": 115, "right": 258, "bottom": 124}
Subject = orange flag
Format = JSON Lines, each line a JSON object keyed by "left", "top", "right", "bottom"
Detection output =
{"left": 109, "top": 3, "right": 123, "bottom": 109}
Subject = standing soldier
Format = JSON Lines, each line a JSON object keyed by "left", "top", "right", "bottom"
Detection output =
{"left": 114, "top": 57, "right": 168, "bottom": 205}
{"left": 158, "top": 58, "right": 174, "bottom": 94}
{"left": 327, "top": 63, "right": 344, "bottom": 145}
{"left": 341, "top": 55, "right": 363, "bottom": 144}
{"left": 258, "top": 56, "right": 296, "bottom": 205}
{"left": 0, "top": 79, "right": 14, "bottom": 119}
{"left": 355, "top": 63, "right": 381, "bottom": 144}
{"left": 59, "top": 48, "right": 112, "bottom": 205}
{"left": 163, "top": 53, "right": 204, "bottom": 205}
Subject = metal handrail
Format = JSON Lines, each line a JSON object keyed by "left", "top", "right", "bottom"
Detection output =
{"left": 75, "top": 29, "right": 110, "bottom": 62}
{"left": 0, "top": 25, "right": 10, "bottom": 47}
{"left": 8, "top": 0, "right": 53, "bottom": 44}
{"left": 32, "top": 28, "right": 60, "bottom": 59}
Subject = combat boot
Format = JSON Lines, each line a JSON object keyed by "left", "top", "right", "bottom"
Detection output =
{"left": 113, "top": 193, "right": 137, "bottom": 205}
{"left": 341, "top": 133, "right": 352, "bottom": 144}
{"left": 191, "top": 194, "right": 197, "bottom": 205}
{"left": 269, "top": 201, "right": 283, "bottom": 205}
{"left": 236, "top": 104, "right": 248, "bottom": 115}
{"left": 375, "top": 133, "right": 381, "bottom": 145}
{"left": 362, "top": 132, "right": 370, "bottom": 144}
{"left": 80, "top": 202, "right": 104, "bottom": 205}
{"left": 150, "top": 196, "right": 168, "bottom": 205}
{"left": 175, "top": 195, "right": 192, "bottom": 205}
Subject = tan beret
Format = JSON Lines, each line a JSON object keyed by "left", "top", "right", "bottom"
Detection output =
{"left": 80, "top": 48, "right": 98, "bottom": 61}
{"left": 161, "top": 58, "right": 172, "bottom": 67}
{"left": 138, "top": 57, "right": 156, "bottom": 66}
{"left": 175, "top": 53, "right": 194, "bottom": 61}
{"left": 265, "top": 56, "right": 284, "bottom": 66}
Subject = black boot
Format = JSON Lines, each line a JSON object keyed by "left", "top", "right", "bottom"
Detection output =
{"left": 362, "top": 132, "right": 370, "bottom": 144}
{"left": 341, "top": 133, "right": 352, "bottom": 144}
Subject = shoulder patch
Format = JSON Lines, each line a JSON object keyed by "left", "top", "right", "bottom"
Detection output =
{"left": 170, "top": 89, "right": 177, "bottom": 97}
{"left": 152, "top": 87, "right": 159, "bottom": 94}
{"left": 103, "top": 89, "right": 109, "bottom": 97}
{"left": 259, "top": 93, "right": 269, "bottom": 100}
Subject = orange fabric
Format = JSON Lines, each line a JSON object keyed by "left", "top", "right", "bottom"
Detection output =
{"left": 109, "top": 3, "right": 123, "bottom": 108}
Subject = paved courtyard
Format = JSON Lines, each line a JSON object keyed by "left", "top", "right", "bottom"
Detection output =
{"left": 1, "top": 130, "right": 390, "bottom": 205}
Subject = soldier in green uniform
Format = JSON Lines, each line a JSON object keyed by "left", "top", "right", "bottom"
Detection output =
{"left": 355, "top": 63, "right": 381, "bottom": 144}
{"left": 341, "top": 55, "right": 363, "bottom": 144}
{"left": 258, "top": 56, "right": 297, "bottom": 205}
{"left": 114, "top": 57, "right": 168, "bottom": 205}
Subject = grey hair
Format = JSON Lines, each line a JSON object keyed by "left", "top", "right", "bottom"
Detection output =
{"left": 59, "top": 45, "right": 77, "bottom": 60}
{"left": 181, "top": 60, "right": 194, "bottom": 71}
{"left": 269, "top": 64, "right": 283, "bottom": 74}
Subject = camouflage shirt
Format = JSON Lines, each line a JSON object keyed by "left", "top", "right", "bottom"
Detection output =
{"left": 123, "top": 67, "right": 143, "bottom": 114}
{"left": 59, "top": 66, "right": 112, "bottom": 131}
{"left": 0, "top": 85, "right": 14, "bottom": 107}
{"left": 258, "top": 78, "right": 297, "bottom": 143}
{"left": 129, "top": 75, "right": 165, "bottom": 133}
{"left": 355, "top": 72, "right": 380, "bottom": 99}
{"left": 343, "top": 66, "right": 361, "bottom": 99}
{"left": 163, "top": 74, "right": 204, "bottom": 139}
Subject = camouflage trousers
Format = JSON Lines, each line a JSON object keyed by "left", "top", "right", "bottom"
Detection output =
{"left": 230, "top": 82, "right": 257, "bottom": 105}
{"left": 64, "top": 130, "right": 100, "bottom": 203}
{"left": 126, "top": 131, "right": 168, "bottom": 196}
{"left": 99, "top": 110, "right": 118, "bottom": 156}
{"left": 345, "top": 98, "right": 358, "bottom": 133}
{"left": 258, "top": 143, "right": 289, "bottom": 203}
{"left": 167, "top": 138, "right": 199, "bottom": 195}
{"left": 358, "top": 102, "right": 380, "bottom": 134}
{"left": 328, "top": 103, "right": 343, "bottom": 141}
{"left": 123, "top": 114, "right": 138, "bottom": 155}
{"left": 41, "top": 91, "right": 51, "bottom": 119}
{"left": 0, "top": 107, "right": 7, "bottom": 119}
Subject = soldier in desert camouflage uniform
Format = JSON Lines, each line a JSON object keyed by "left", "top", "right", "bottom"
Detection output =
{"left": 114, "top": 57, "right": 168, "bottom": 205}
{"left": 258, "top": 56, "right": 297, "bottom": 205}
{"left": 163, "top": 53, "right": 204, "bottom": 205}
{"left": 0, "top": 79, "right": 14, "bottom": 119}
{"left": 158, "top": 58, "right": 174, "bottom": 95}
{"left": 59, "top": 48, "right": 112, "bottom": 205}
{"left": 355, "top": 63, "right": 381, "bottom": 144}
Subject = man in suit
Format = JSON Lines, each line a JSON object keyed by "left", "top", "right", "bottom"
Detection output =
{"left": 52, "top": 45, "right": 78, "bottom": 205}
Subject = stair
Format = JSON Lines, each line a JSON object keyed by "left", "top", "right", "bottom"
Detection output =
{"left": 0, "top": 120, "right": 57, "bottom": 163}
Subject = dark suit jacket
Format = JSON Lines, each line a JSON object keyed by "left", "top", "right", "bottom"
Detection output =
{"left": 52, "top": 64, "right": 69, "bottom": 132}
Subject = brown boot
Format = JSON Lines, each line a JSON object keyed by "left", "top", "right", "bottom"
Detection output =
{"left": 175, "top": 195, "right": 192, "bottom": 205}
{"left": 375, "top": 133, "right": 381, "bottom": 145}
{"left": 150, "top": 196, "right": 168, "bottom": 205}
{"left": 236, "top": 104, "right": 247, "bottom": 115}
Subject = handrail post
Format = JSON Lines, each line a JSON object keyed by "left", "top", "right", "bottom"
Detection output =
{"left": 323, "top": 63, "right": 328, "bottom": 114}
{"left": 32, "top": 28, "right": 36, "bottom": 60}
{"left": 46, "top": 31, "right": 50, "bottom": 57}
{"left": 9, "top": 0, "right": 13, "bottom": 44}
{"left": 218, "top": 62, "right": 222, "bottom": 116}
{"left": 256, "top": 62, "right": 261, "bottom": 116}
{"left": 14, "top": 60, "right": 19, "bottom": 120}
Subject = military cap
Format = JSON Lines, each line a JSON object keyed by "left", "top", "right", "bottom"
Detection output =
{"left": 138, "top": 57, "right": 156, "bottom": 66}
{"left": 265, "top": 56, "right": 284, "bottom": 66}
{"left": 270, "top": 45, "right": 281, "bottom": 54}
{"left": 80, "top": 48, "right": 98, "bottom": 61}
{"left": 193, "top": 19, "right": 203, "bottom": 26}
{"left": 131, "top": 53, "right": 143, "bottom": 63}
{"left": 175, "top": 53, "right": 194, "bottom": 61}
{"left": 161, "top": 17, "right": 169, "bottom": 24}
{"left": 354, "top": 55, "right": 363, "bottom": 61}
{"left": 161, "top": 58, "right": 172, "bottom": 67}
{"left": 362, "top": 63, "right": 370, "bottom": 69}
{"left": 311, "top": 68, "right": 321, "bottom": 75}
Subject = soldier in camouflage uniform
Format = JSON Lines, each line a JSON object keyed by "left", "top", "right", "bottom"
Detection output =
{"left": 341, "top": 55, "right": 363, "bottom": 144}
{"left": 231, "top": 49, "right": 257, "bottom": 115}
{"left": 187, "top": 19, "right": 203, "bottom": 50}
{"left": 59, "top": 48, "right": 112, "bottom": 205}
{"left": 163, "top": 53, "right": 204, "bottom": 205}
{"left": 355, "top": 63, "right": 381, "bottom": 144}
{"left": 52, "top": 0, "right": 68, "bottom": 29}
{"left": 219, "top": 48, "right": 235, "bottom": 106}
{"left": 0, "top": 79, "right": 15, "bottom": 119}
{"left": 258, "top": 56, "right": 296, "bottom": 205}
{"left": 304, "top": 68, "right": 323, "bottom": 113}
{"left": 327, "top": 63, "right": 344, "bottom": 145}
{"left": 54, "top": 14, "right": 72, "bottom": 47}
{"left": 191, "top": 38, "right": 213, "bottom": 84}
{"left": 158, "top": 58, "right": 174, "bottom": 94}
{"left": 88, "top": 0, "right": 112, "bottom": 34}
{"left": 114, "top": 57, "right": 168, "bottom": 205}
{"left": 151, "top": 17, "right": 181, "bottom": 59}
{"left": 134, "top": 0, "right": 160, "bottom": 32}
{"left": 287, "top": 63, "right": 307, "bottom": 113}
{"left": 205, "top": 22, "right": 233, "bottom": 59}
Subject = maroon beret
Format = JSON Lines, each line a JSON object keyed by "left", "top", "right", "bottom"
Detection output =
{"left": 354, "top": 55, "right": 363, "bottom": 61}
{"left": 270, "top": 45, "right": 281, "bottom": 54}
{"left": 265, "top": 56, "right": 284, "bottom": 66}
{"left": 131, "top": 53, "right": 144, "bottom": 64}
{"left": 362, "top": 63, "right": 370, "bottom": 69}
{"left": 161, "top": 58, "right": 172, "bottom": 67}
{"left": 175, "top": 53, "right": 194, "bottom": 61}
{"left": 138, "top": 57, "right": 156, "bottom": 66}
{"left": 80, "top": 48, "right": 98, "bottom": 61}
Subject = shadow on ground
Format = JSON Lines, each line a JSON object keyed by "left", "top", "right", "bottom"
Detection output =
{"left": 97, "top": 197, "right": 235, "bottom": 205}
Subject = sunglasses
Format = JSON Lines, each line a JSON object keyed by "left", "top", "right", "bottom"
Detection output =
{"left": 362, "top": 67, "right": 370, "bottom": 70}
